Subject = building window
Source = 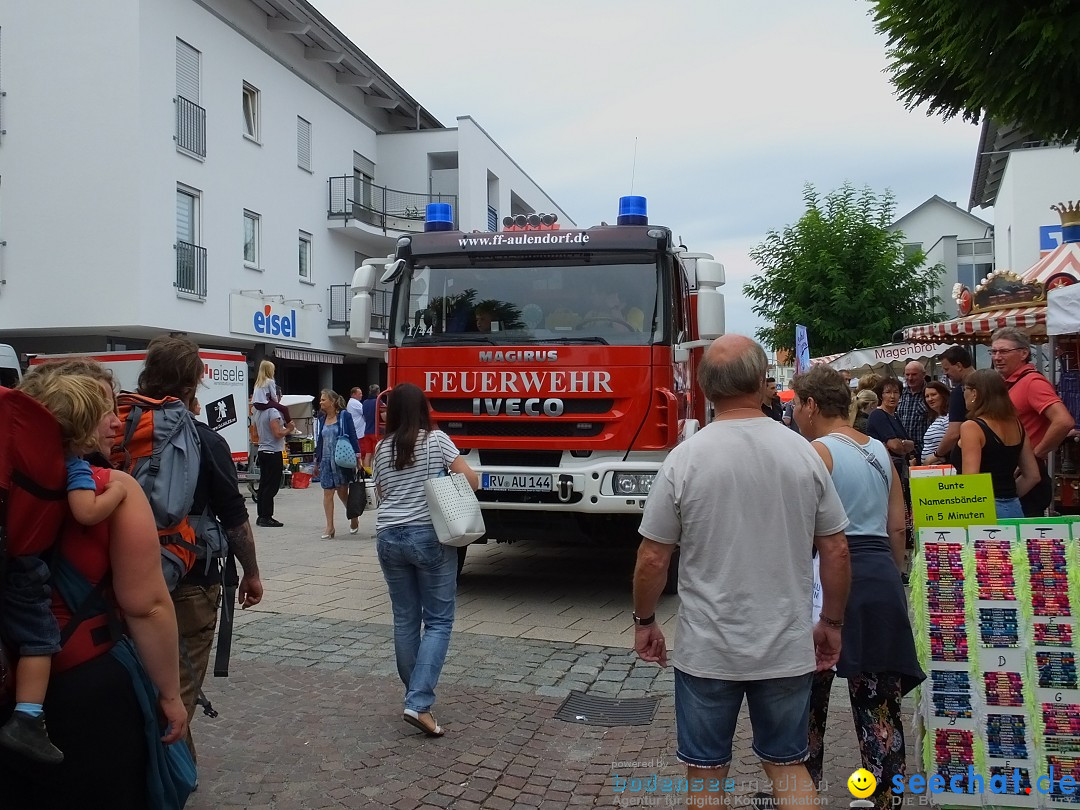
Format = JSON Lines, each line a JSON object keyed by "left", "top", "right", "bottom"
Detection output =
{"left": 903, "top": 242, "right": 923, "bottom": 259}
{"left": 297, "top": 116, "right": 311, "bottom": 172}
{"left": 242, "top": 83, "right": 259, "bottom": 141}
{"left": 299, "top": 231, "right": 312, "bottom": 281}
{"left": 177, "top": 187, "right": 198, "bottom": 245}
{"left": 176, "top": 186, "right": 206, "bottom": 298}
{"left": 957, "top": 238, "right": 994, "bottom": 287}
{"left": 175, "top": 39, "right": 205, "bottom": 158}
{"left": 243, "top": 210, "right": 260, "bottom": 268}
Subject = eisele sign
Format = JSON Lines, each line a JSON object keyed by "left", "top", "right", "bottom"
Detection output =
{"left": 229, "top": 295, "right": 310, "bottom": 344}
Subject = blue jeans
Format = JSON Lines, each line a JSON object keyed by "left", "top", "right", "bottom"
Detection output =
{"left": 995, "top": 497, "right": 1024, "bottom": 519}
{"left": 674, "top": 669, "right": 814, "bottom": 767}
{"left": 376, "top": 523, "right": 457, "bottom": 713}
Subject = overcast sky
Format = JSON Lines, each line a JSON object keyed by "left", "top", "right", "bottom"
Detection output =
{"left": 314, "top": 0, "right": 983, "bottom": 348}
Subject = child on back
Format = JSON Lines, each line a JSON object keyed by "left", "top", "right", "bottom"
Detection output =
{"left": 251, "top": 359, "right": 292, "bottom": 424}
{"left": 0, "top": 374, "right": 126, "bottom": 764}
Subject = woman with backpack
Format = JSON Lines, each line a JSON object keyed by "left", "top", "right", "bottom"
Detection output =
{"left": 373, "top": 383, "right": 478, "bottom": 737}
{"left": 313, "top": 389, "right": 361, "bottom": 538}
{"left": 1, "top": 358, "right": 189, "bottom": 809}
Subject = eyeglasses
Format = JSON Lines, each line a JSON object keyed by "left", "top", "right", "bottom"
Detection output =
{"left": 988, "top": 347, "right": 1025, "bottom": 356}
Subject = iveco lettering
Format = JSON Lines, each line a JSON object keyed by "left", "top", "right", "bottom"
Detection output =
{"left": 348, "top": 196, "right": 726, "bottom": 593}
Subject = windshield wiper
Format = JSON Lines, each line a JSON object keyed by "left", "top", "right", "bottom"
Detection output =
{"left": 407, "top": 334, "right": 497, "bottom": 345}
{"left": 534, "top": 337, "right": 609, "bottom": 345}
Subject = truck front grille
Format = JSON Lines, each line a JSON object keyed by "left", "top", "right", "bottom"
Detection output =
{"left": 477, "top": 450, "right": 563, "bottom": 467}
{"left": 477, "top": 490, "right": 584, "bottom": 505}
{"left": 431, "top": 398, "right": 613, "bottom": 415}
{"left": 440, "top": 421, "right": 604, "bottom": 438}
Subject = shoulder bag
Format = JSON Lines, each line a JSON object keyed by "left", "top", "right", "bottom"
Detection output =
{"left": 346, "top": 468, "right": 368, "bottom": 519}
{"left": 422, "top": 432, "right": 485, "bottom": 547}
{"left": 826, "top": 432, "right": 891, "bottom": 489}
{"left": 333, "top": 420, "right": 358, "bottom": 469}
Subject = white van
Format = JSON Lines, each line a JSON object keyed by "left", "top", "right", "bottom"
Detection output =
{"left": 0, "top": 344, "right": 21, "bottom": 388}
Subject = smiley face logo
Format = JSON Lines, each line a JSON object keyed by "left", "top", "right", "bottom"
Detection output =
{"left": 848, "top": 769, "right": 877, "bottom": 799}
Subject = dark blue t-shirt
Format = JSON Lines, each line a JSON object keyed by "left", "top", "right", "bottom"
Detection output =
{"left": 361, "top": 398, "right": 376, "bottom": 437}
{"left": 947, "top": 383, "right": 967, "bottom": 468}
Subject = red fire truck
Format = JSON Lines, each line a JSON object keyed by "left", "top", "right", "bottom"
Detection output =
{"left": 349, "top": 196, "right": 725, "bottom": 590}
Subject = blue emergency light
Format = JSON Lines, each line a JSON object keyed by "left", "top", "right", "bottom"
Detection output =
{"left": 617, "top": 195, "right": 648, "bottom": 226}
{"left": 425, "top": 203, "right": 454, "bottom": 232}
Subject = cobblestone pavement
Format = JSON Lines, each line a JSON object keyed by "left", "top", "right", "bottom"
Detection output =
{"left": 182, "top": 486, "right": 914, "bottom": 809}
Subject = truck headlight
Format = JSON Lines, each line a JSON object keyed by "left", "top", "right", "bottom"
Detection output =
{"left": 613, "top": 472, "right": 654, "bottom": 496}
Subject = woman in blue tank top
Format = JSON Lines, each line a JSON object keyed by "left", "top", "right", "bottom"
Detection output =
{"left": 792, "top": 366, "right": 924, "bottom": 810}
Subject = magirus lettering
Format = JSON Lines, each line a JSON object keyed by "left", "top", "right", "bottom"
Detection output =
{"left": 478, "top": 350, "right": 559, "bottom": 363}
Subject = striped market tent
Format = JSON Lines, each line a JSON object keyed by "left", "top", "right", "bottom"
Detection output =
{"left": 902, "top": 241, "right": 1080, "bottom": 345}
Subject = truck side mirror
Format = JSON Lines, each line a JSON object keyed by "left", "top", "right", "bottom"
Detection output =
{"left": 696, "top": 260, "right": 726, "bottom": 341}
{"left": 348, "top": 264, "right": 379, "bottom": 344}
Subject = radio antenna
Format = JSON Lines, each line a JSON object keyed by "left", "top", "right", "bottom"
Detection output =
{"left": 630, "top": 137, "right": 638, "bottom": 195}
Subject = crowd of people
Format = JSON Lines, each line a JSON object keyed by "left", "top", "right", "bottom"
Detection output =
{"left": 2, "top": 325, "right": 1074, "bottom": 808}
{"left": 0, "top": 337, "right": 262, "bottom": 807}
{"left": 633, "top": 329, "right": 1075, "bottom": 808}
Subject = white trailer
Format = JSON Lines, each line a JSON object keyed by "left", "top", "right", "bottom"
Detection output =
{"left": 0, "top": 344, "right": 21, "bottom": 388}
{"left": 29, "top": 349, "right": 249, "bottom": 462}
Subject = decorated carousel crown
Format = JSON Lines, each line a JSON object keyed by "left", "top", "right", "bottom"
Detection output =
{"left": 1051, "top": 200, "right": 1080, "bottom": 229}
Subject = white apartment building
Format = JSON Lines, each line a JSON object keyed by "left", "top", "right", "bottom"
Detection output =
{"left": 970, "top": 122, "right": 1080, "bottom": 273}
{"left": 0, "top": 0, "right": 571, "bottom": 395}
{"left": 890, "top": 195, "right": 994, "bottom": 318}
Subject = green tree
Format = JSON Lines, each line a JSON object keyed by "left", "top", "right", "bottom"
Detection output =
{"left": 870, "top": 0, "right": 1080, "bottom": 143}
{"left": 743, "top": 183, "right": 943, "bottom": 355}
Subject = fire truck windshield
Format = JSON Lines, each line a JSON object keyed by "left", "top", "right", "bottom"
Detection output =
{"left": 392, "top": 259, "right": 662, "bottom": 347}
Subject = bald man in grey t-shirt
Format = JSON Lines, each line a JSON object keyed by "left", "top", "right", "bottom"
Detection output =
{"left": 632, "top": 335, "right": 850, "bottom": 809}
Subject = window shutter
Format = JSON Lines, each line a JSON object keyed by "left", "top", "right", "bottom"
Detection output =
{"left": 176, "top": 39, "right": 200, "bottom": 104}
{"left": 297, "top": 117, "right": 311, "bottom": 170}
{"left": 176, "top": 191, "right": 195, "bottom": 244}
{"left": 352, "top": 152, "right": 375, "bottom": 178}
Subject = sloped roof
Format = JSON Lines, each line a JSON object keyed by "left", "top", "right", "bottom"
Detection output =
{"left": 969, "top": 120, "right": 1049, "bottom": 209}
{"left": 891, "top": 195, "right": 992, "bottom": 231}
{"left": 250, "top": 0, "right": 443, "bottom": 130}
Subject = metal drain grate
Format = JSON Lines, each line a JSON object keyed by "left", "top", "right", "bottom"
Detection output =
{"left": 554, "top": 690, "right": 659, "bottom": 726}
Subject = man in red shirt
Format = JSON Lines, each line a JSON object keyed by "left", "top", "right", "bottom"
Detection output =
{"left": 991, "top": 327, "right": 1076, "bottom": 516}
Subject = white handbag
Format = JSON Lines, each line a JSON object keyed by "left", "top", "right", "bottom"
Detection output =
{"left": 422, "top": 433, "right": 485, "bottom": 547}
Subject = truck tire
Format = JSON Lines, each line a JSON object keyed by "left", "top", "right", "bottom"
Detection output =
{"left": 663, "top": 547, "right": 680, "bottom": 594}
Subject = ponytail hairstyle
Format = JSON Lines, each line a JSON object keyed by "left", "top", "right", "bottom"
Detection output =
{"left": 965, "top": 369, "right": 1018, "bottom": 422}
{"left": 138, "top": 335, "right": 203, "bottom": 408}
{"left": 319, "top": 388, "right": 346, "bottom": 415}
{"left": 383, "top": 383, "right": 434, "bottom": 471}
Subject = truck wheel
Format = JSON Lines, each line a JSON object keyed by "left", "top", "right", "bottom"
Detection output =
{"left": 663, "top": 547, "right": 680, "bottom": 594}
{"left": 456, "top": 545, "right": 468, "bottom": 578}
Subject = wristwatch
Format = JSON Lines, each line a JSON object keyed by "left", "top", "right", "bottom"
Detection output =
{"left": 633, "top": 612, "right": 656, "bottom": 627}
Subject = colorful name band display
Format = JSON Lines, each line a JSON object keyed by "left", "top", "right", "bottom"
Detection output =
{"left": 912, "top": 519, "right": 1080, "bottom": 807}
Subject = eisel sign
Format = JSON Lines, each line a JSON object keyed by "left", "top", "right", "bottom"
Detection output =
{"left": 229, "top": 295, "right": 310, "bottom": 344}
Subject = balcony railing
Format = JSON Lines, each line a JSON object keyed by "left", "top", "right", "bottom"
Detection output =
{"left": 175, "top": 241, "right": 207, "bottom": 298}
{"left": 175, "top": 96, "right": 206, "bottom": 158}
{"left": 327, "top": 176, "right": 457, "bottom": 232}
{"left": 328, "top": 284, "right": 391, "bottom": 333}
